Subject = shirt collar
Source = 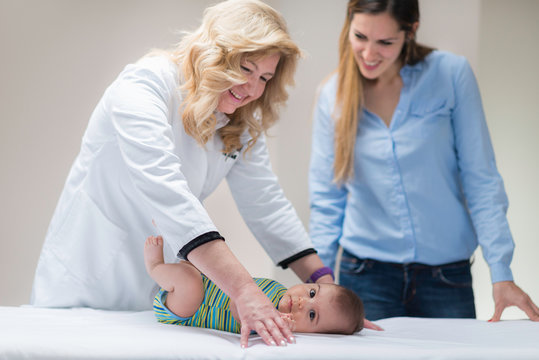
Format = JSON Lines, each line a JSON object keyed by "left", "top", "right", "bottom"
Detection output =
{"left": 215, "top": 111, "right": 230, "bottom": 130}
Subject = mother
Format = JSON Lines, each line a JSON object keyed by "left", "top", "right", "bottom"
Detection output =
{"left": 309, "top": 0, "right": 538, "bottom": 322}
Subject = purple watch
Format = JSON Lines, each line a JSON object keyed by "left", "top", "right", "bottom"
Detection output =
{"left": 307, "top": 266, "right": 334, "bottom": 283}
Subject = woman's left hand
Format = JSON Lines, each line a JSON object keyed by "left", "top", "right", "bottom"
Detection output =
{"left": 363, "top": 319, "right": 384, "bottom": 331}
{"left": 489, "top": 281, "right": 539, "bottom": 322}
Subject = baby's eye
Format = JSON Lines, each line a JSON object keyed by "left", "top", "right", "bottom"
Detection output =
{"left": 309, "top": 289, "right": 316, "bottom": 298}
{"left": 309, "top": 310, "right": 316, "bottom": 321}
{"left": 240, "top": 65, "right": 251, "bottom": 73}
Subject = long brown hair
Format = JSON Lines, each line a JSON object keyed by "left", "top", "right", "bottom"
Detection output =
{"left": 333, "top": 0, "right": 433, "bottom": 183}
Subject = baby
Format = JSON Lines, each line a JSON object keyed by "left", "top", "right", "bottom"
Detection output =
{"left": 144, "top": 236, "right": 364, "bottom": 336}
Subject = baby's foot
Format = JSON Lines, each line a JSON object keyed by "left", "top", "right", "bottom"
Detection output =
{"left": 144, "top": 235, "right": 164, "bottom": 275}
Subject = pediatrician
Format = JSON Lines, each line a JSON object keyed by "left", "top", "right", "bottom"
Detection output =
{"left": 30, "top": 0, "right": 334, "bottom": 348}
{"left": 309, "top": 0, "right": 539, "bottom": 322}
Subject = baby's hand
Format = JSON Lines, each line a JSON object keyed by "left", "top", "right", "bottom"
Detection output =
{"left": 279, "top": 312, "right": 296, "bottom": 332}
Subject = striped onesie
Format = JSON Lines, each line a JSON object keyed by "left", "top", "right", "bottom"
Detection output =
{"left": 153, "top": 275, "right": 287, "bottom": 333}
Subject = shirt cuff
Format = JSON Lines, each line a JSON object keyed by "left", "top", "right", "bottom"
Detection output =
{"left": 178, "top": 231, "right": 225, "bottom": 260}
{"left": 489, "top": 262, "right": 514, "bottom": 283}
{"left": 277, "top": 248, "right": 317, "bottom": 269}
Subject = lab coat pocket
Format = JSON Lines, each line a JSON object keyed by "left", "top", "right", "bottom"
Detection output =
{"left": 50, "top": 190, "right": 128, "bottom": 284}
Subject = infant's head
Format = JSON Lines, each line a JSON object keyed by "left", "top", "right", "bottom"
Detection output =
{"left": 278, "top": 283, "right": 364, "bottom": 334}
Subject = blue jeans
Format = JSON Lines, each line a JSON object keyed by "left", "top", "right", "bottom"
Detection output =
{"left": 339, "top": 249, "right": 476, "bottom": 320}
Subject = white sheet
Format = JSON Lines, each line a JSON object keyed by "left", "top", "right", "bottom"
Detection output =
{"left": 1, "top": 306, "right": 538, "bottom": 359}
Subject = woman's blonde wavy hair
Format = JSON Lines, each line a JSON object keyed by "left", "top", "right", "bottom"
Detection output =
{"left": 333, "top": 0, "right": 433, "bottom": 184}
{"left": 169, "top": 0, "right": 301, "bottom": 155}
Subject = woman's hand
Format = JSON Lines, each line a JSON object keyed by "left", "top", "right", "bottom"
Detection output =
{"left": 490, "top": 281, "right": 539, "bottom": 322}
{"left": 234, "top": 282, "right": 295, "bottom": 348}
{"left": 363, "top": 319, "right": 384, "bottom": 331}
{"left": 186, "top": 239, "right": 294, "bottom": 348}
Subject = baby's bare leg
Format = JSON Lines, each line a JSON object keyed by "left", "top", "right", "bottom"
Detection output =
{"left": 144, "top": 236, "right": 204, "bottom": 318}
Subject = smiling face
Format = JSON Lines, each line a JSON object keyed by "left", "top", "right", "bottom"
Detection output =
{"left": 216, "top": 53, "right": 280, "bottom": 114}
{"left": 278, "top": 283, "right": 352, "bottom": 334}
{"left": 348, "top": 11, "right": 408, "bottom": 81}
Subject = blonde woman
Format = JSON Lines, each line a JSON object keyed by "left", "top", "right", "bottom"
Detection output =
{"left": 31, "top": 0, "right": 332, "bottom": 348}
{"left": 309, "top": 0, "right": 539, "bottom": 322}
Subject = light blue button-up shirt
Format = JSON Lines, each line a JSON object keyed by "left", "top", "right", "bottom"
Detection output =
{"left": 309, "top": 51, "right": 514, "bottom": 283}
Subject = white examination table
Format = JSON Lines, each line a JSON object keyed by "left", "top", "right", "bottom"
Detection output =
{"left": 1, "top": 306, "right": 538, "bottom": 359}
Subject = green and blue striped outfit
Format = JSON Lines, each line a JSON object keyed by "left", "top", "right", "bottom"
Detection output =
{"left": 153, "top": 275, "right": 286, "bottom": 333}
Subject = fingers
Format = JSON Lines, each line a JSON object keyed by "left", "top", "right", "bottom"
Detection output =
{"left": 489, "top": 304, "right": 504, "bottom": 322}
{"left": 363, "top": 318, "right": 384, "bottom": 331}
{"left": 240, "top": 324, "right": 250, "bottom": 349}
{"left": 240, "top": 317, "right": 295, "bottom": 348}
{"left": 531, "top": 299, "right": 539, "bottom": 315}
{"left": 234, "top": 283, "right": 295, "bottom": 348}
{"left": 259, "top": 318, "right": 290, "bottom": 346}
{"left": 520, "top": 296, "right": 539, "bottom": 322}
{"left": 490, "top": 299, "right": 539, "bottom": 322}
{"left": 145, "top": 235, "right": 163, "bottom": 246}
{"left": 251, "top": 321, "right": 279, "bottom": 347}
{"left": 272, "top": 314, "right": 295, "bottom": 343}
{"left": 490, "top": 282, "right": 539, "bottom": 322}
{"left": 257, "top": 324, "right": 279, "bottom": 346}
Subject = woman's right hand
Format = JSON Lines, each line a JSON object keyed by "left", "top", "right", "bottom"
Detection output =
{"left": 185, "top": 239, "right": 294, "bottom": 348}
{"left": 234, "top": 282, "right": 295, "bottom": 348}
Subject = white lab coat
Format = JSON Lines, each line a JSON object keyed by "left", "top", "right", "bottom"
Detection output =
{"left": 30, "top": 56, "right": 312, "bottom": 310}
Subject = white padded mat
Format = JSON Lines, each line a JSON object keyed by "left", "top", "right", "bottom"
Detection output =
{"left": 1, "top": 306, "right": 538, "bottom": 359}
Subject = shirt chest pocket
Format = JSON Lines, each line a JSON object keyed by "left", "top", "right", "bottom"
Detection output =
{"left": 408, "top": 98, "right": 451, "bottom": 138}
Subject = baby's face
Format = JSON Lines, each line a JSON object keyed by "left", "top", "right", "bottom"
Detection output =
{"left": 277, "top": 283, "right": 347, "bottom": 333}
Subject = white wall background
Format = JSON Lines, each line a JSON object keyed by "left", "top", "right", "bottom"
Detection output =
{"left": 1, "top": 0, "right": 537, "bottom": 321}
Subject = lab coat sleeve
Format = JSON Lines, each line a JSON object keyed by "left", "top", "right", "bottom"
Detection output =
{"left": 106, "top": 58, "right": 218, "bottom": 255}
{"left": 225, "top": 133, "right": 314, "bottom": 266}
{"left": 308, "top": 81, "right": 348, "bottom": 271}
{"left": 451, "top": 57, "right": 514, "bottom": 283}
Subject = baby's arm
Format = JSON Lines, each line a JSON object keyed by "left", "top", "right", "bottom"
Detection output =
{"left": 144, "top": 236, "right": 204, "bottom": 318}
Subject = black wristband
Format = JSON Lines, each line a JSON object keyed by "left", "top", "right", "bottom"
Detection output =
{"left": 178, "top": 231, "right": 225, "bottom": 260}
{"left": 277, "top": 248, "right": 317, "bottom": 269}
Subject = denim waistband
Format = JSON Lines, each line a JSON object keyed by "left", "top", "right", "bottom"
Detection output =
{"left": 341, "top": 249, "right": 471, "bottom": 270}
